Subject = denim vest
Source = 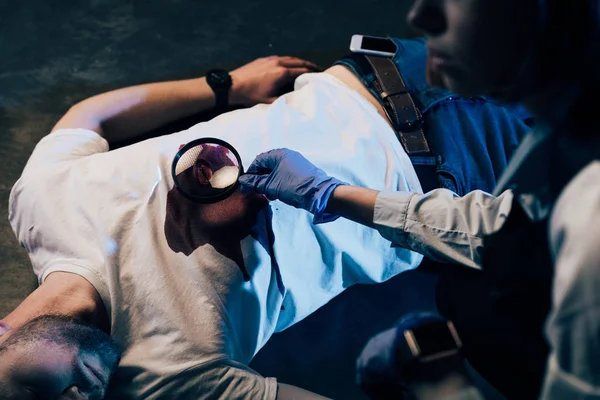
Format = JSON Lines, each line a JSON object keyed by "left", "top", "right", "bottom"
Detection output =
{"left": 333, "top": 37, "right": 532, "bottom": 196}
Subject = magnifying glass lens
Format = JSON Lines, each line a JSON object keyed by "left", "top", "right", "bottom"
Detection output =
{"left": 173, "top": 140, "right": 242, "bottom": 202}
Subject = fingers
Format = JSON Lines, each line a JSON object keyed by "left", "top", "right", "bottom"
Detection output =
{"left": 277, "top": 56, "right": 321, "bottom": 71}
{"left": 278, "top": 67, "right": 316, "bottom": 83}
{"left": 245, "top": 150, "right": 279, "bottom": 174}
{"left": 238, "top": 173, "right": 270, "bottom": 195}
{"left": 243, "top": 148, "right": 297, "bottom": 176}
{"left": 264, "top": 55, "right": 322, "bottom": 72}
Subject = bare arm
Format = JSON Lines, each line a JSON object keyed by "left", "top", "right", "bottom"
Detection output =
{"left": 325, "top": 185, "right": 380, "bottom": 228}
{"left": 52, "top": 77, "right": 219, "bottom": 142}
{"left": 52, "top": 56, "right": 319, "bottom": 143}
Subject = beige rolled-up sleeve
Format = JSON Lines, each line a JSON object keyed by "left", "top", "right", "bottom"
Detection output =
{"left": 373, "top": 188, "right": 514, "bottom": 269}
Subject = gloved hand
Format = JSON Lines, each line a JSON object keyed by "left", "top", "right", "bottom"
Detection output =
{"left": 238, "top": 148, "right": 347, "bottom": 223}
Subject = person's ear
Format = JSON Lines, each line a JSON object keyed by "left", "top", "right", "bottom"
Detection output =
{"left": 0, "top": 320, "right": 11, "bottom": 337}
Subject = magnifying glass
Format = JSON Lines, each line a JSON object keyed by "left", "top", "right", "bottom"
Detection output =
{"left": 172, "top": 137, "right": 243, "bottom": 203}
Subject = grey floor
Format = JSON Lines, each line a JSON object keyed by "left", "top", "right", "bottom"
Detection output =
{"left": 0, "top": 1, "right": 445, "bottom": 399}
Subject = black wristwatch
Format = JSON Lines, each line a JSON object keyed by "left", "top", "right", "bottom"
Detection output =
{"left": 206, "top": 69, "right": 233, "bottom": 111}
{"left": 394, "top": 313, "right": 462, "bottom": 371}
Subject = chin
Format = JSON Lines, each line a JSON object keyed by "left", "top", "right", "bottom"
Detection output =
{"left": 442, "top": 75, "right": 491, "bottom": 97}
{"left": 426, "top": 61, "right": 491, "bottom": 97}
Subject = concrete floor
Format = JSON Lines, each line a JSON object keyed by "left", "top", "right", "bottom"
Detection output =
{"left": 0, "top": 1, "right": 454, "bottom": 399}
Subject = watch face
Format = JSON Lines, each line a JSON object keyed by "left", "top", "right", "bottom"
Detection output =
{"left": 208, "top": 70, "right": 231, "bottom": 87}
{"left": 410, "top": 321, "right": 461, "bottom": 358}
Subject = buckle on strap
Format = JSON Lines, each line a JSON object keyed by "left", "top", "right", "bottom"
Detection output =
{"left": 384, "top": 93, "right": 424, "bottom": 131}
{"left": 380, "top": 88, "right": 409, "bottom": 99}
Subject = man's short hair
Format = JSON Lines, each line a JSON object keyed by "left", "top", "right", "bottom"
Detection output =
{"left": 0, "top": 314, "right": 121, "bottom": 398}
{"left": 0, "top": 315, "right": 77, "bottom": 353}
{"left": 0, "top": 316, "right": 76, "bottom": 399}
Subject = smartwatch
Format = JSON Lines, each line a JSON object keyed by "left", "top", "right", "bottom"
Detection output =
{"left": 394, "top": 313, "right": 462, "bottom": 371}
{"left": 206, "top": 69, "right": 233, "bottom": 111}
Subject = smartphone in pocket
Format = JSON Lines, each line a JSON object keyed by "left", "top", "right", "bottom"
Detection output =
{"left": 350, "top": 34, "right": 397, "bottom": 58}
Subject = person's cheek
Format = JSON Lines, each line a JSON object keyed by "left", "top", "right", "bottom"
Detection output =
{"left": 444, "top": 3, "right": 491, "bottom": 78}
{"left": 225, "top": 191, "right": 268, "bottom": 227}
{"left": 246, "top": 192, "right": 269, "bottom": 211}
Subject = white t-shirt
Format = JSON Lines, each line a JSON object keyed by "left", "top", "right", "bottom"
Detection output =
{"left": 8, "top": 72, "right": 422, "bottom": 399}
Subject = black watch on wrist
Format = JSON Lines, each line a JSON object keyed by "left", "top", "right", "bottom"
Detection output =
{"left": 394, "top": 314, "right": 463, "bottom": 374}
{"left": 206, "top": 69, "right": 233, "bottom": 111}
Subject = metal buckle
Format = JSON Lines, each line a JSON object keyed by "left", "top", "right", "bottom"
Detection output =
{"left": 380, "top": 88, "right": 409, "bottom": 100}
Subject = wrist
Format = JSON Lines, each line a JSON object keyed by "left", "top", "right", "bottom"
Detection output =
{"left": 205, "top": 69, "right": 233, "bottom": 110}
{"left": 409, "top": 370, "right": 474, "bottom": 400}
{"left": 196, "top": 77, "right": 217, "bottom": 108}
{"left": 228, "top": 71, "right": 247, "bottom": 106}
{"left": 311, "top": 180, "right": 347, "bottom": 224}
{"left": 325, "top": 185, "right": 379, "bottom": 227}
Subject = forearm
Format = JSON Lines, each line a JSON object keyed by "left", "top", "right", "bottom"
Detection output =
{"left": 325, "top": 185, "right": 380, "bottom": 228}
{"left": 374, "top": 189, "right": 514, "bottom": 267}
{"left": 52, "top": 76, "right": 223, "bottom": 142}
{"left": 327, "top": 185, "right": 514, "bottom": 268}
{"left": 52, "top": 55, "right": 320, "bottom": 142}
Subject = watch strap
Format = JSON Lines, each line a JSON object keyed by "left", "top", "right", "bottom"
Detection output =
{"left": 206, "top": 69, "right": 232, "bottom": 110}
{"left": 214, "top": 86, "right": 229, "bottom": 110}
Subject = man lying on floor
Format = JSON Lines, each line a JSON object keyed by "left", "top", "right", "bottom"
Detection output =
{"left": 0, "top": 37, "right": 529, "bottom": 399}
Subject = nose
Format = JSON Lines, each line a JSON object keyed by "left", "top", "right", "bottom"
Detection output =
{"left": 59, "top": 386, "right": 89, "bottom": 400}
{"left": 407, "top": 0, "right": 447, "bottom": 37}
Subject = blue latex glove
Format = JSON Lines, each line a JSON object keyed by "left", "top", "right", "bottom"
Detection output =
{"left": 238, "top": 148, "right": 347, "bottom": 223}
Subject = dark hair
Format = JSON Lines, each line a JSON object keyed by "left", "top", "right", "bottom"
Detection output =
{"left": 0, "top": 315, "right": 121, "bottom": 396}
{"left": 0, "top": 383, "right": 20, "bottom": 400}
{"left": 0, "top": 315, "right": 83, "bottom": 352}
{"left": 0, "top": 314, "right": 121, "bottom": 364}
